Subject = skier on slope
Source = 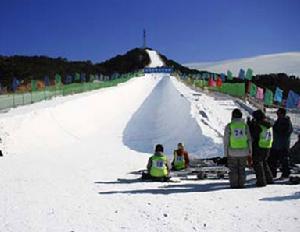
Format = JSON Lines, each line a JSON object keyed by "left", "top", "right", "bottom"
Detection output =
{"left": 142, "top": 144, "right": 171, "bottom": 181}
{"left": 248, "top": 110, "right": 274, "bottom": 187}
{"left": 224, "top": 108, "right": 252, "bottom": 188}
{"left": 171, "top": 143, "right": 190, "bottom": 171}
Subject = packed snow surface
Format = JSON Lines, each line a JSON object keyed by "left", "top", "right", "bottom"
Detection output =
{"left": 146, "top": 49, "right": 164, "bottom": 67}
{"left": 0, "top": 74, "right": 299, "bottom": 232}
{"left": 186, "top": 52, "right": 300, "bottom": 77}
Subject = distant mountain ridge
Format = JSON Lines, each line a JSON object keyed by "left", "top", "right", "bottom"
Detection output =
{"left": 0, "top": 47, "right": 200, "bottom": 90}
{"left": 185, "top": 52, "right": 300, "bottom": 77}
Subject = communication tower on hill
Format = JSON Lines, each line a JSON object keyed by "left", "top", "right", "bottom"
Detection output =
{"left": 143, "top": 29, "right": 146, "bottom": 49}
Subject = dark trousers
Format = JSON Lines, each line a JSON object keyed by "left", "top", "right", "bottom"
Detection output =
{"left": 253, "top": 149, "right": 273, "bottom": 186}
{"left": 268, "top": 148, "right": 290, "bottom": 178}
{"left": 227, "top": 157, "right": 247, "bottom": 188}
{"left": 141, "top": 172, "right": 170, "bottom": 182}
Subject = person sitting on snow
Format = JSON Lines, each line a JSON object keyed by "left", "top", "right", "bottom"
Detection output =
{"left": 172, "top": 143, "right": 190, "bottom": 171}
{"left": 289, "top": 134, "right": 300, "bottom": 165}
{"left": 142, "top": 144, "right": 171, "bottom": 181}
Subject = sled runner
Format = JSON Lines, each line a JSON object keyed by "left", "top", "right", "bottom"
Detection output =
{"left": 170, "top": 157, "right": 229, "bottom": 180}
{"left": 289, "top": 164, "right": 300, "bottom": 185}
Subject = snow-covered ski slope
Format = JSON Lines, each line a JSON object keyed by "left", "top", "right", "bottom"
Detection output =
{"left": 0, "top": 51, "right": 299, "bottom": 231}
{"left": 146, "top": 49, "right": 164, "bottom": 67}
{"left": 186, "top": 52, "right": 300, "bottom": 77}
{"left": 0, "top": 74, "right": 299, "bottom": 232}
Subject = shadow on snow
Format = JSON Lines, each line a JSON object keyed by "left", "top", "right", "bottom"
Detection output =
{"left": 97, "top": 181, "right": 230, "bottom": 195}
{"left": 260, "top": 192, "right": 300, "bottom": 202}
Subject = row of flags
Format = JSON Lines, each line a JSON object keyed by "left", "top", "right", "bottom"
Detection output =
{"left": 180, "top": 68, "right": 253, "bottom": 81}
{"left": 7, "top": 72, "right": 140, "bottom": 92}
{"left": 250, "top": 83, "right": 300, "bottom": 109}
{"left": 183, "top": 69, "right": 299, "bottom": 109}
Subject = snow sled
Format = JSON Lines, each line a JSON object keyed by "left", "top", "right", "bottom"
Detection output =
{"left": 289, "top": 164, "right": 300, "bottom": 185}
{"left": 171, "top": 157, "right": 229, "bottom": 180}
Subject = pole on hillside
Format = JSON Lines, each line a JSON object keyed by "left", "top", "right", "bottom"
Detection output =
{"left": 143, "top": 29, "right": 146, "bottom": 49}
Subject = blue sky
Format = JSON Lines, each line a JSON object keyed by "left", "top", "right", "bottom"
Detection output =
{"left": 0, "top": 0, "right": 299, "bottom": 63}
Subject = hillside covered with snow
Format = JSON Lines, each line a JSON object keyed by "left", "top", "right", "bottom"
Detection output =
{"left": 0, "top": 51, "right": 299, "bottom": 232}
{"left": 186, "top": 52, "right": 300, "bottom": 77}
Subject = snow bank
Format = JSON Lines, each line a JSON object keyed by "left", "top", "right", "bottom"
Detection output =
{"left": 186, "top": 52, "right": 300, "bottom": 77}
{"left": 0, "top": 74, "right": 299, "bottom": 232}
{"left": 146, "top": 49, "right": 164, "bottom": 67}
{"left": 123, "top": 76, "right": 220, "bottom": 157}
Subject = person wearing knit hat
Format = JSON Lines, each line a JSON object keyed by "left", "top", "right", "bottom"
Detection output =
{"left": 171, "top": 142, "right": 190, "bottom": 171}
{"left": 224, "top": 108, "right": 252, "bottom": 188}
{"left": 248, "top": 109, "right": 274, "bottom": 186}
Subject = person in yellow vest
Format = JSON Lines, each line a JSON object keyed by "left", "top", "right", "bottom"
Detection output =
{"left": 142, "top": 144, "right": 171, "bottom": 181}
{"left": 248, "top": 110, "right": 274, "bottom": 186}
{"left": 172, "top": 143, "right": 190, "bottom": 171}
{"left": 224, "top": 108, "right": 252, "bottom": 188}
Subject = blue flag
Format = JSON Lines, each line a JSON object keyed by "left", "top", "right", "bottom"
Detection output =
{"left": 12, "top": 77, "right": 20, "bottom": 92}
{"left": 64, "top": 75, "right": 73, "bottom": 84}
{"left": 286, "top": 90, "right": 300, "bottom": 108}
{"left": 80, "top": 73, "right": 86, "bottom": 82}
{"left": 238, "top": 69, "right": 245, "bottom": 79}
{"left": 220, "top": 73, "right": 226, "bottom": 81}
{"left": 44, "top": 75, "right": 50, "bottom": 86}
{"left": 274, "top": 87, "right": 283, "bottom": 103}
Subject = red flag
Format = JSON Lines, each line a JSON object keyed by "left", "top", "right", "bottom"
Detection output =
{"left": 216, "top": 77, "right": 222, "bottom": 87}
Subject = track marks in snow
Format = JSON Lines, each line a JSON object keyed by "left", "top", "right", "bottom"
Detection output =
{"left": 123, "top": 77, "right": 219, "bottom": 157}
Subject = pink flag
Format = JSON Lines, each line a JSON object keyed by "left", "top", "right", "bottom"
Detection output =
{"left": 208, "top": 78, "right": 216, "bottom": 87}
{"left": 211, "top": 79, "right": 216, "bottom": 87}
{"left": 256, "top": 87, "right": 264, "bottom": 100}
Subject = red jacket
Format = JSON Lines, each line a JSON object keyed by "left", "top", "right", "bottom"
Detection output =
{"left": 173, "top": 149, "right": 189, "bottom": 168}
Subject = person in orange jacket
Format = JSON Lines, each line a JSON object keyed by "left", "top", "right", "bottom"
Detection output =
{"left": 171, "top": 143, "right": 190, "bottom": 171}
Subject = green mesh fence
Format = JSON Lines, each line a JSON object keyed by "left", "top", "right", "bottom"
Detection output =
{"left": 207, "top": 83, "right": 246, "bottom": 97}
{"left": 0, "top": 74, "right": 140, "bottom": 111}
{"left": 194, "top": 80, "right": 208, "bottom": 88}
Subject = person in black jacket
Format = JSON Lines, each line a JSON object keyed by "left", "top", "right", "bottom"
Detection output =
{"left": 248, "top": 110, "right": 274, "bottom": 186}
{"left": 268, "top": 108, "right": 293, "bottom": 178}
{"left": 289, "top": 134, "right": 300, "bottom": 165}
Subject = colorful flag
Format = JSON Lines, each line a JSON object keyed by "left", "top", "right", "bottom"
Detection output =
{"left": 12, "top": 77, "right": 20, "bottom": 92}
{"left": 286, "top": 90, "right": 300, "bottom": 108}
{"left": 55, "top": 74, "right": 62, "bottom": 86}
{"left": 80, "top": 73, "right": 86, "bottom": 82}
{"left": 256, "top": 87, "right": 264, "bottom": 100}
{"left": 31, "top": 80, "right": 37, "bottom": 91}
{"left": 220, "top": 73, "right": 226, "bottom": 81}
{"left": 216, "top": 77, "right": 222, "bottom": 87}
{"left": 274, "top": 87, "right": 283, "bottom": 103}
{"left": 250, "top": 83, "right": 257, "bottom": 97}
{"left": 89, "top": 74, "right": 95, "bottom": 82}
{"left": 245, "top": 68, "right": 253, "bottom": 80}
{"left": 74, "top": 73, "right": 80, "bottom": 81}
{"left": 238, "top": 69, "right": 245, "bottom": 79}
{"left": 213, "top": 73, "right": 217, "bottom": 81}
{"left": 264, "top": 89, "right": 273, "bottom": 106}
{"left": 64, "top": 75, "right": 73, "bottom": 84}
{"left": 227, "top": 70, "right": 233, "bottom": 80}
{"left": 44, "top": 75, "right": 50, "bottom": 86}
